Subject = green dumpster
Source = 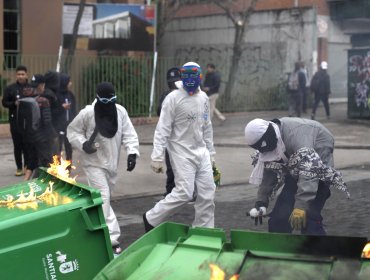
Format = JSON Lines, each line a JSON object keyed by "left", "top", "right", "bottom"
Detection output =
{"left": 94, "top": 222, "right": 370, "bottom": 280}
{"left": 0, "top": 168, "right": 113, "bottom": 279}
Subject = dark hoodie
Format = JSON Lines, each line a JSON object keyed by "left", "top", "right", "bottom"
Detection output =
{"left": 44, "top": 71, "right": 65, "bottom": 132}
{"left": 56, "top": 73, "right": 77, "bottom": 131}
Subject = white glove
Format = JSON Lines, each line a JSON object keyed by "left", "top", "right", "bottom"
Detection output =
{"left": 151, "top": 161, "right": 164, "bottom": 173}
{"left": 210, "top": 156, "right": 216, "bottom": 167}
{"left": 249, "top": 207, "right": 267, "bottom": 218}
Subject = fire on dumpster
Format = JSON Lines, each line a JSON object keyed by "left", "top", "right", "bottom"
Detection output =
{"left": 209, "top": 264, "right": 239, "bottom": 280}
{"left": 0, "top": 163, "right": 113, "bottom": 279}
{"left": 362, "top": 242, "right": 370, "bottom": 258}
{"left": 47, "top": 154, "right": 77, "bottom": 183}
{"left": 93, "top": 223, "right": 370, "bottom": 280}
{"left": 0, "top": 154, "right": 77, "bottom": 210}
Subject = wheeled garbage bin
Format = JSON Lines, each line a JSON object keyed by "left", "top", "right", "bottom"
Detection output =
{"left": 94, "top": 222, "right": 370, "bottom": 280}
{"left": 0, "top": 168, "right": 113, "bottom": 280}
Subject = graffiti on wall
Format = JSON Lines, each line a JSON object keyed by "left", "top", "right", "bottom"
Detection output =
{"left": 349, "top": 51, "right": 370, "bottom": 108}
{"left": 174, "top": 42, "right": 285, "bottom": 101}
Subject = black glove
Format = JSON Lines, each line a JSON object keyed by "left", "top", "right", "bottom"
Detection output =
{"left": 82, "top": 141, "right": 97, "bottom": 154}
{"left": 127, "top": 154, "right": 137, "bottom": 171}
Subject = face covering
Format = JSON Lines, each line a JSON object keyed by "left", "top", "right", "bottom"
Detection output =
{"left": 94, "top": 82, "right": 118, "bottom": 138}
{"left": 245, "top": 119, "right": 287, "bottom": 185}
{"left": 180, "top": 64, "right": 202, "bottom": 95}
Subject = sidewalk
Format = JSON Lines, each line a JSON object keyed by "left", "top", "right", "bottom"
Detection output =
{"left": 1, "top": 102, "right": 370, "bottom": 199}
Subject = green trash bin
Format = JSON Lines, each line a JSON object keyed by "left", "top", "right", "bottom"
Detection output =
{"left": 94, "top": 222, "right": 370, "bottom": 280}
{"left": 0, "top": 168, "right": 113, "bottom": 280}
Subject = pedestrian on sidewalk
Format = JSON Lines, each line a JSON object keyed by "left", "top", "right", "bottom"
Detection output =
{"left": 67, "top": 82, "right": 140, "bottom": 256}
{"left": 157, "top": 67, "right": 181, "bottom": 197}
{"left": 245, "top": 117, "right": 349, "bottom": 235}
{"left": 144, "top": 62, "right": 216, "bottom": 232}
{"left": 287, "top": 62, "right": 306, "bottom": 117}
{"left": 20, "top": 74, "right": 54, "bottom": 180}
{"left": 55, "top": 73, "right": 77, "bottom": 161}
{"left": 310, "top": 61, "right": 331, "bottom": 120}
{"left": 299, "top": 61, "right": 310, "bottom": 114}
{"left": 2, "top": 65, "right": 29, "bottom": 176}
{"left": 203, "top": 63, "right": 226, "bottom": 122}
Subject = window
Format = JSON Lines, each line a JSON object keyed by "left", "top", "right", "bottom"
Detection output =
{"left": 3, "top": 0, "right": 20, "bottom": 69}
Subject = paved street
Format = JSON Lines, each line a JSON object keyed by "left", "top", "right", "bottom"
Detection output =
{"left": 0, "top": 102, "right": 370, "bottom": 250}
{"left": 113, "top": 174, "right": 370, "bottom": 250}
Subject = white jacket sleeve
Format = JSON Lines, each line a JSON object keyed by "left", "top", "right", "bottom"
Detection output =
{"left": 151, "top": 96, "right": 175, "bottom": 162}
{"left": 67, "top": 109, "right": 89, "bottom": 152}
{"left": 203, "top": 99, "right": 216, "bottom": 156}
{"left": 120, "top": 108, "right": 140, "bottom": 157}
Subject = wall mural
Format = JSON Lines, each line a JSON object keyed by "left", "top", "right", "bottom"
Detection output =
{"left": 348, "top": 49, "right": 370, "bottom": 118}
{"left": 173, "top": 42, "right": 286, "bottom": 110}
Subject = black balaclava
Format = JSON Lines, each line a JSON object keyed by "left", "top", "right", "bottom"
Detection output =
{"left": 44, "top": 70, "right": 60, "bottom": 93}
{"left": 250, "top": 123, "right": 278, "bottom": 153}
{"left": 60, "top": 73, "right": 70, "bottom": 93}
{"left": 166, "top": 67, "right": 181, "bottom": 90}
{"left": 94, "top": 82, "right": 118, "bottom": 138}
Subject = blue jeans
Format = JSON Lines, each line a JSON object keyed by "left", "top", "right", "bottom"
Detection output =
{"left": 268, "top": 175, "right": 331, "bottom": 235}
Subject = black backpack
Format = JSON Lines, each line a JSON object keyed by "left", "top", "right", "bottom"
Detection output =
{"left": 288, "top": 72, "right": 299, "bottom": 91}
{"left": 17, "top": 97, "right": 41, "bottom": 135}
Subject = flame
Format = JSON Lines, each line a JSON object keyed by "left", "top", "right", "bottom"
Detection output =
{"left": 209, "top": 264, "right": 225, "bottom": 280}
{"left": 209, "top": 264, "right": 239, "bottom": 280}
{"left": 0, "top": 181, "right": 72, "bottom": 209}
{"left": 362, "top": 243, "right": 370, "bottom": 258}
{"left": 47, "top": 155, "right": 77, "bottom": 183}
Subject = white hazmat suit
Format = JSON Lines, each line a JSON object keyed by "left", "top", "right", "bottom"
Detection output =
{"left": 67, "top": 102, "right": 139, "bottom": 246}
{"left": 147, "top": 76, "right": 216, "bottom": 228}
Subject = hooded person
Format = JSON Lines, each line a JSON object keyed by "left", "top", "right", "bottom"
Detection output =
{"left": 21, "top": 74, "right": 54, "bottom": 180}
{"left": 310, "top": 61, "right": 331, "bottom": 120}
{"left": 245, "top": 117, "right": 349, "bottom": 235}
{"left": 55, "top": 73, "right": 77, "bottom": 161}
{"left": 44, "top": 70, "right": 62, "bottom": 155}
{"left": 67, "top": 82, "right": 140, "bottom": 256}
{"left": 143, "top": 62, "right": 216, "bottom": 232}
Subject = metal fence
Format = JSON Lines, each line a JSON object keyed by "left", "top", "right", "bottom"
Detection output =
{"left": 0, "top": 54, "right": 288, "bottom": 123}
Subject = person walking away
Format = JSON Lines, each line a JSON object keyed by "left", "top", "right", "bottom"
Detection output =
{"left": 244, "top": 118, "right": 349, "bottom": 235}
{"left": 203, "top": 63, "right": 226, "bottom": 121}
{"left": 67, "top": 82, "right": 140, "bottom": 256}
{"left": 1, "top": 65, "right": 29, "bottom": 176}
{"left": 144, "top": 62, "right": 217, "bottom": 232}
{"left": 157, "top": 67, "right": 181, "bottom": 196}
{"left": 21, "top": 75, "right": 54, "bottom": 180}
{"left": 299, "top": 61, "right": 310, "bottom": 114}
{"left": 44, "top": 70, "right": 63, "bottom": 156}
{"left": 310, "top": 61, "right": 331, "bottom": 120}
{"left": 56, "top": 73, "right": 77, "bottom": 161}
{"left": 287, "top": 62, "right": 306, "bottom": 117}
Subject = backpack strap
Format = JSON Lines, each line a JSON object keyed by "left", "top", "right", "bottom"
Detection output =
{"left": 87, "top": 126, "right": 99, "bottom": 145}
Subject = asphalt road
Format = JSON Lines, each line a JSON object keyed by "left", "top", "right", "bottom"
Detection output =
{"left": 113, "top": 169, "right": 370, "bottom": 250}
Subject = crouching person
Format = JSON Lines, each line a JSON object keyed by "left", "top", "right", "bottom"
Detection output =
{"left": 67, "top": 82, "right": 140, "bottom": 256}
{"left": 244, "top": 117, "right": 349, "bottom": 235}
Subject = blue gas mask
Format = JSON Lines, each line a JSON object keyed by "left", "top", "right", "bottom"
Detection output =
{"left": 180, "top": 64, "right": 202, "bottom": 95}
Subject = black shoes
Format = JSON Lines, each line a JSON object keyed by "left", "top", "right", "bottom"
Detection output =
{"left": 112, "top": 244, "right": 122, "bottom": 258}
{"left": 143, "top": 213, "right": 154, "bottom": 233}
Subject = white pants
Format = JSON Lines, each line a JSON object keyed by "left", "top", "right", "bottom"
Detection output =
{"left": 84, "top": 166, "right": 121, "bottom": 246}
{"left": 209, "top": 93, "right": 225, "bottom": 121}
{"left": 146, "top": 152, "right": 216, "bottom": 228}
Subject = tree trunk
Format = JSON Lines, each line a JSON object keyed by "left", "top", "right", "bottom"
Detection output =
{"left": 63, "top": 0, "right": 86, "bottom": 73}
{"left": 224, "top": 25, "right": 244, "bottom": 107}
